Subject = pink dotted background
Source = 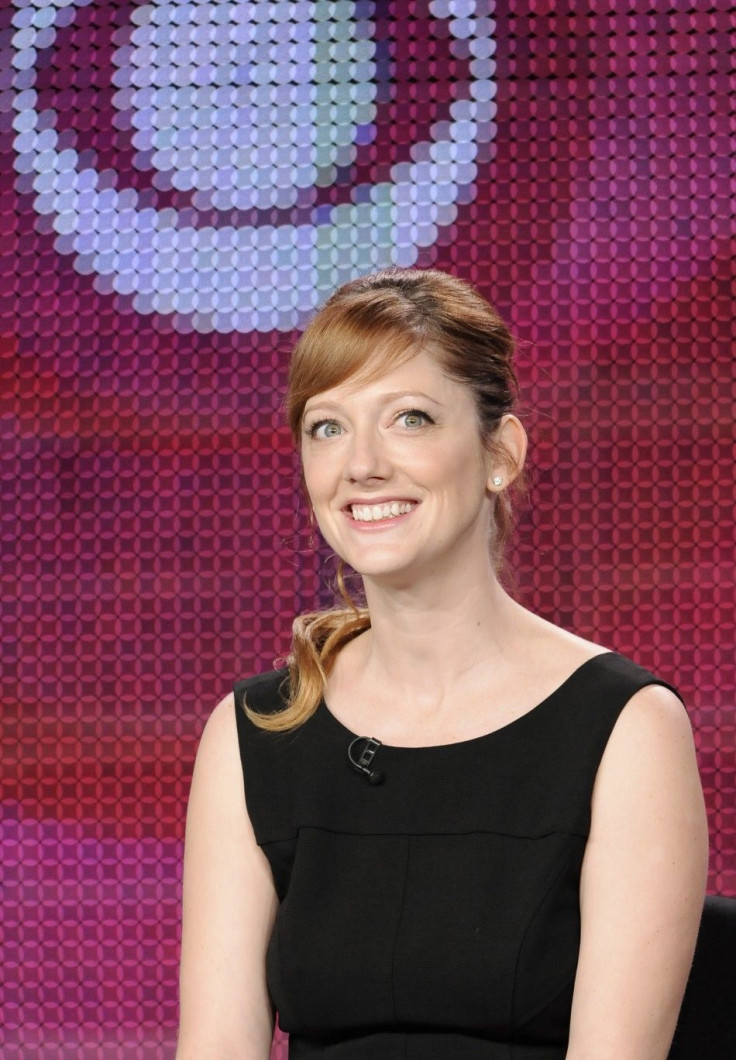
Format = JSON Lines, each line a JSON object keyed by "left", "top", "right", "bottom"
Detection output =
{"left": 2, "top": 2, "right": 734, "bottom": 1056}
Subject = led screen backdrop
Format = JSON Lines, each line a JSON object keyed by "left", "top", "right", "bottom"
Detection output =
{"left": 2, "top": 0, "right": 734, "bottom": 1055}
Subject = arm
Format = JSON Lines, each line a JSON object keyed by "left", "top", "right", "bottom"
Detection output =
{"left": 567, "top": 684, "right": 709, "bottom": 1060}
{"left": 176, "top": 693, "right": 280, "bottom": 1060}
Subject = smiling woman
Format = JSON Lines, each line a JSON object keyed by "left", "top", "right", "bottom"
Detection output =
{"left": 286, "top": 267, "right": 525, "bottom": 560}
{"left": 176, "top": 268, "right": 708, "bottom": 1060}
{"left": 255, "top": 269, "right": 531, "bottom": 735}
{"left": 299, "top": 350, "right": 524, "bottom": 589}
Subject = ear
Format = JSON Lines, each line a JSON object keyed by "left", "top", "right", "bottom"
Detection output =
{"left": 486, "top": 414, "right": 527, "bottom": 491}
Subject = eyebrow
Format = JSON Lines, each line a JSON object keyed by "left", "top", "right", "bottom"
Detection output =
{"left": 303, "top": 390, "right": 446, "bottom": 414}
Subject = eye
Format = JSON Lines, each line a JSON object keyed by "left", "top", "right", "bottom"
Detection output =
{"left": 397, "top": 408, "right": 434, "bottom": 429}
{"left": 305, "top": 419, "right": 343, "bottom": 439}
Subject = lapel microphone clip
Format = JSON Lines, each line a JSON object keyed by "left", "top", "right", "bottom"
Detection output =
{"left": 347, "top": 736, "right": 385, "bottom": 785}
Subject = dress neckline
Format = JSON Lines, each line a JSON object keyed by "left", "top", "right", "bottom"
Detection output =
{"left": 317, "top": 650, "right": 619, "bottom": 752}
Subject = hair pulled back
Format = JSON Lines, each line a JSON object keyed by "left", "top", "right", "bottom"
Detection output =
{"left": 244, "top": 267, "right": 526, "bottom": 733}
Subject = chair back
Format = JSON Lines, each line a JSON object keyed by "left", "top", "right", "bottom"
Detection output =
{"left": 668, "top": 894, "right": 736, "bottom": 1059}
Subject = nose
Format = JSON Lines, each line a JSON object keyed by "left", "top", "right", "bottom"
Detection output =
{"left": 343, "top": 424, "right": 391, "bottom": 483}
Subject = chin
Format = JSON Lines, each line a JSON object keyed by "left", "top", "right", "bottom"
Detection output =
{"left": 353, "top": 556, "right": 421, "bottom": 585}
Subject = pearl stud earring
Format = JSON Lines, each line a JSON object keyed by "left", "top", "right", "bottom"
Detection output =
{"left": 492, "top": 476, "right": 503, "bottom": 487}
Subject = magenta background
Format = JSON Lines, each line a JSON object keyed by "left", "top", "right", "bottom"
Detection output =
{"left": 2, "top": 2, "right": 735, "bottom": 1056}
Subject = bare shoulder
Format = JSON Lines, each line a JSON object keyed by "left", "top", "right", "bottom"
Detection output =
{"left": 182, "top": 691, "right": 241, "bottom": 804}
{"left": 605, "top": 681, "right": 694, "bottom": 763}
{"left": 620, "top": 679, "right": 688, "bottom": 714}
{"left": 177, "top": 687, "right": 279, "bottom": 1055}
{"left": 590, "top": 678, "right": 706, "bottom": 850}
{"left": 203, "top": 687, "right": 237, "bottom": 731}
{"left": 185, "top": 687, "right": 257, "bottom": 856}
{"left": 185, "top": 688, "right": 260, "bottom": 843}
{"left": 571, "top": 675, "right": 708, "bottom": 1057}
{"left": 196, "top": 689, "right": 237, "bottom": 753}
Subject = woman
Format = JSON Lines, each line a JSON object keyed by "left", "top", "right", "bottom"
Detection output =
{"left": 176, "top": 268, "right": 709, "bottom": 1058}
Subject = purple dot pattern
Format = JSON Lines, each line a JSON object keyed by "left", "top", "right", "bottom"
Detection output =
{"left": 5, "top": 0, "right": 496, "bottom": 334}
{"left": 1, "top": 2, "right": 734, "bottom": 1056}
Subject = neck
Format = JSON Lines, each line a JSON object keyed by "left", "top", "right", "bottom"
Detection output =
{"left": 356, "top": 555, "right": 528, "bottom": 702}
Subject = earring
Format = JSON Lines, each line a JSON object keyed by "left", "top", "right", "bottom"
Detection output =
{"left": 492, "top": 476, "right": 503, "bottom": 488}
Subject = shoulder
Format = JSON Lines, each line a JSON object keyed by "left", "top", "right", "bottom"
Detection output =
{"left": 195, "top": 668, "right": 287, "bottom": 769}
{"left": 617, "top": 679, "right": 689, "bottom": 719}
{"left": 598, "top": 678, "right": 695, "bottom": 780}
{"left": 193, "top": 691, "right": 239, "bottom": 779}
{"left": 591, "top": 679, "right": 703, "bottom": 835}
{"left": 571, "top": 682, "right": 708, "bottom": 1056}
{"left": 200, "top": 689, "right": 236, "bottom": 739}
{"left": 582, "top": 676, "right": 708, "bottom": 912}
{"left": 607, "top": 680, "right": 692, "bottom": 757}
{"left": 233, "top": 666, "right": 290, "bottom": 717}
{"left": 572, "top": 642, "right": 688, "bottom": 726}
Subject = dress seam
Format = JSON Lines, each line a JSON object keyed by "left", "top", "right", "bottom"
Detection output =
{"left": 389, "top": 834, "right": 412, "bottom": 1025}
{"left": 258, "top": 824, "right": 589, "bottom": 846}
{"left": 509, "top": 844, "right": 581, "bottom": 1027}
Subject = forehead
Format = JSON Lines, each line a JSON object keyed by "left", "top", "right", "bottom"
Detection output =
{"left": 303, "top": 349, "right": 468, "bottom": 409}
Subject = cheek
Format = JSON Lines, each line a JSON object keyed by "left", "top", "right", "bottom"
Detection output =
{"left": 405, "top": 439, "right": 485, "bottom": 486}
{"left": 301, "top": 456, "right": 343, "bottom": 513}
{"left": 301, "top": 453, "right": 326, "bottom": 495}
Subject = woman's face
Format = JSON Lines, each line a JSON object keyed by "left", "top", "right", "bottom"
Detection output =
{"left": 300, "top": 348, "right": 500, "bottom": 587}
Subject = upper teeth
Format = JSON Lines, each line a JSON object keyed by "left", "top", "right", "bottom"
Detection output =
{"left": 350, "top": 501, "right": 415, "bottom": 521}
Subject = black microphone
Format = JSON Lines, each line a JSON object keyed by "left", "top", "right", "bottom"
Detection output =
{"left": 347, "top": 736, "right": 385, "bottom": 785}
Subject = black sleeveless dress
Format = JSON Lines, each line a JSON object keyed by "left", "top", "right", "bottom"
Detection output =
{"left": 233, "top": 651, "right": 685, "bottom": 1059}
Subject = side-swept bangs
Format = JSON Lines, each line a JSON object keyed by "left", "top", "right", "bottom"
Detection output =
{"left": 285, "top": 290, "right": 426, "bottom": 442}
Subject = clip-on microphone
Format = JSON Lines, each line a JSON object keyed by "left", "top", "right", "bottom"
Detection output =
{"left": 347, "top": 735, "right": 385, "bottom": 785}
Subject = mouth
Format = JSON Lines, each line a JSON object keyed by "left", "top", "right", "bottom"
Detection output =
{"left": 345, "top": 500, "right": 419, "bottom": 524}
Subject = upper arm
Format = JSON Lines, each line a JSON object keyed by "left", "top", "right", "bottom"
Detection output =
{"left": 568, "top": 684, "right": 709, "bottom": 1060}
{"left": 176, "top": 692, "right": 279, "bottom": 1060}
